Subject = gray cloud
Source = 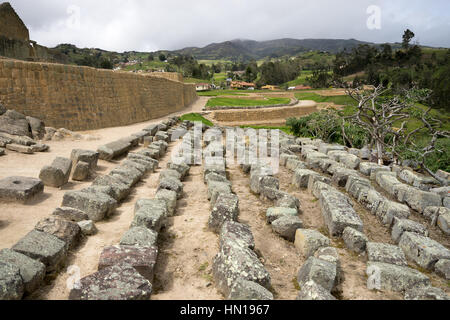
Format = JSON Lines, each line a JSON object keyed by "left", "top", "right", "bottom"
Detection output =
{"left": 8, "top": 0, "right": 450, "bottom": 52}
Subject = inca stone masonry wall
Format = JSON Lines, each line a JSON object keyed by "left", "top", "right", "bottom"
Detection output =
{"left": 0, "top": 2, "right": 29, "bottom": 41}
{"left": 0, "top": 58, "right": 198, "bottom": 131}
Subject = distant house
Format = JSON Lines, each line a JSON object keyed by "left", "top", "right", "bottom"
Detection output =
{"left": 231, "top": 81, "right": 256, "bottom": 90}
{"left": 195, "top": 83, "right": 212, "bottom": 92}
{"left": 288, "top": 85, "right": 312, "bottom": 91}
{"left": 261, "top": 85, "right": 279, "bottom": 91}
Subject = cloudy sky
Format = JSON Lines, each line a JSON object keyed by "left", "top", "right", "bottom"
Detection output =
{"left": 9, "top": 0, "right": 450, "bottom": 52}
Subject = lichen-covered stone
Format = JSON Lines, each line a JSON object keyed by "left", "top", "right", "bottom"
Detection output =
{"left": 295, "top": 229, "right": 331, "bottom": 258}
{"left": 52, "top": 207, "right": 89, "bottom": 222}
{"left": 120, "top": 227, "right": 158, "bottom": 247}
{"left": 271, "top": 216, "right": 303, "bottom": 242}
{"left": 318, "top": 189, "right": 363, "bottom": 237}
{"left": 297, "top": 257, "right": 337, "bottom": 292}
{"left": 209, "top": 193, "right": 239, "bottom": 233}
{"left": 399, "top": 232, "right": 450, "bottom": 270}
{"left": 404, "top": 286, "right": 449, "bottom": 300}
{"left": 97, "top": 140, "right": 131, "bottom": 161}
{"left": 69, "top": 262, "right": 152, "bottom": 300}
{"left": 167, "top": 161, "right": 190, "bottom": 179}
{"left": 292, "top": 169, "right": 320, "bottom": 189}
{"left": 343, "top": 227, "right": 368, "bottom": 253}
{"left": 366, "top": 242, "right": 408, "bottom": 266}
{"left": 131, "top": 199, "right": 168, "bottom": 232}
{"left": 220, "top": 221, "right": 255, "bottom": 250}
{"left": 228, "top": 279, "right": 274, "bottom": 300}
{"left": 159, "top": 169, "right": 182, "bottom": 182}
{"left": 70, "top": 149, "right": 99, "bottom": 170}
{"left": 98, "top": 245, "right": 158, "bottom": 282}
{"left": 212, "top": 241, "right": 271, "bottom": 297}
{"left": 437, "top": 210, "right": 450, "bottom": 235}
{"left": 155, "top": 189, "right": 178, "bottom": 216}
{"left": 62, "top": 189, "right": 117, "bottom": 222}
{"left": 296, "top": 280, "right": 337, "bottom": 300}
{"left": 72, "top": 161, "right": 90, "bottom": 181}
{"left": 0, "top": 176, "right": 44, "bottom": 202}
{"left": 39, "top": 157, "right": 72, "bottom": 188}
{"left": 34, "top": 216, "right": 81, "bottom": 250}
{"left": 0, "top": 262, "right": 24, "bottom": 300}
{"left": 0, "top": 249, "right": 45, "bottom": 295}
{"left": 92, "top": 175, "right": 131, "bottom": 201}
{"left": 391, "top": 219, "right": 428, "bottom": 244}
{"left": 434, "top": 259, "right": 450, "bottom": 280}
{"left": 12, "top": 230, "right": 67, "bottom": 272}
{"left": 366, "top": 262, "right": 430, "bottom": 293}
{"left": 157, "top": 177, "right": 183, "bottom": 198}
{"left": 77, "top": 220, "right": 97, "bottom": 236}
{"left": 266, "top": 207, "right": 298, "bottom": 224}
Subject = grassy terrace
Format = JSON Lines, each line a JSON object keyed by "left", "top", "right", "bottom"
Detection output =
{"left": 197, "top": 90, "right": 248, "bottom": 97}
{"left": 295, "top": 91, "right": 358, "bottom": 107}
{"left": 206, "top": 97, "right": 291, "bottom": 108}
{"left": 239, "top": 125, "right": 293, "bottom": 135}
{"left": 179, "top": 113, "right": 214, "bottom": 127}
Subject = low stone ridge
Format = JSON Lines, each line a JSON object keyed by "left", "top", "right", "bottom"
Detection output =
{"left": 0, "top": 176, "right": 44, "bottom": 202}
{"left": 157, "top": 177, "right": 184, "bottom": 198}
{"left": 0, "top": 249, "right": 45, "bottom": 295}
{"left": 98, "top": 245, "right": 158, "bottom": 282}
{"left": 92, "top": 175, "right": 131, "bottom": 201}
{"left": 69, "top": 262, "right": 152, "bottom": 300}
{"left": 391, "top": 219, "right": 428, "bottom": 244}
{"left": 39, "top": 157, "right": 72, "bottom": 188}
{"left": 12, "top": 230, "right": 67, "bottom": 272}
{"left": 266, "top": 207, "right": 298, "bottom": 224}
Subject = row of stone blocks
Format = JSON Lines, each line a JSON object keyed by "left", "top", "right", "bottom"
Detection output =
{"left": 198, "top": 134, "right": 273, "bottom": 301}
{"left": 0, "top": 119, "right": 179, "bottom": 300}
{"left": 68, "top": 121, "right": 186, "bottom": 300}
{"left": 281, "top": 142, "right": 449, "bottom": 299}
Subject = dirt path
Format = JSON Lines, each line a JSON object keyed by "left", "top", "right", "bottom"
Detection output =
{"left": 276, "top": 165, "right": 402, "bottom": 300}
{"left": 28, "top": 141, "right": 180, "bottom": 300}
{"left": 0, "top": 97, "right": 209, "bottom": 252}
{"left": 227, "top": 163, "right": 301, "bottom": 300}
{"left": 151, "top": 164, "right": 222, "bottom": 300}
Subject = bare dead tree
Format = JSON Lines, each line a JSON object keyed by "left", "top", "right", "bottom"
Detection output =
{"left": 344, "top": 85, "right": 411, "bottom": 165}
{"left": 344, "top": 85, "right": 449, "bottom": 186}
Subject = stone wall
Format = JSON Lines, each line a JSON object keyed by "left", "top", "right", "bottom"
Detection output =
{"left": 212, "top": 104, "right": 317, "bottom": 123}
{"left": 0, "top": 2, "right": 29, "bottom": 41}
{"left": 0, "top": 58, "right": 198, "bottom": 131}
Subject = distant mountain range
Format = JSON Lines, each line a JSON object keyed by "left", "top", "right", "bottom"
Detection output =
{"left": 172, "top": 38, "right": 379, "bottom": 61}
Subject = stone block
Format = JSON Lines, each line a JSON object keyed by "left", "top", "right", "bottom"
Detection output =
{"left": 0, "top": 176, "right": 44, "bottom": 202}
{"left": 295, "top": 229, "right": 331, "bottom": 258}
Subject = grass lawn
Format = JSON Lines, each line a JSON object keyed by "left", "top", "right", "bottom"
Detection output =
{"left": 284, "top": 70, "right": 313, "bottom": 87}
{"left": 206, "top": 97, "right": 291, "bottom": 108}
{"left": 239, "top": 125, "right": 293, "bottom": 135}
{"left": 179, "top": 113, "right": 214, "bottom": 127}
{"left": 295, "top": 91, "right": 358, "bottom": 107}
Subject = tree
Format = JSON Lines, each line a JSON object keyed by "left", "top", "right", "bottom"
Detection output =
{"left": 402, "top": 29, "right": 415, "bottom": 50}
{"left": 159, "top": 53, "right": 166, "bottom": 62}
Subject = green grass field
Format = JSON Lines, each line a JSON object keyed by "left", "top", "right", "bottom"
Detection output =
{"left": 206, "top": 97, "right": 291, "bottom": 108}
{"left": 179, "top": 113, "right": 214, "bottom": 127}
{"left": 197, "top": 90, "right": 248, "bottom": 97}
{"left": 239, "top": 125, "right": 292, "bottom": 135}
{"left": 295, "top": 91, "right": 358, "bottom": 107}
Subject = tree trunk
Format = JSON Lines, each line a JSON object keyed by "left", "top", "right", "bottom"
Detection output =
{"left": 376, "top": 140, "right": 384, "bottom": 165}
